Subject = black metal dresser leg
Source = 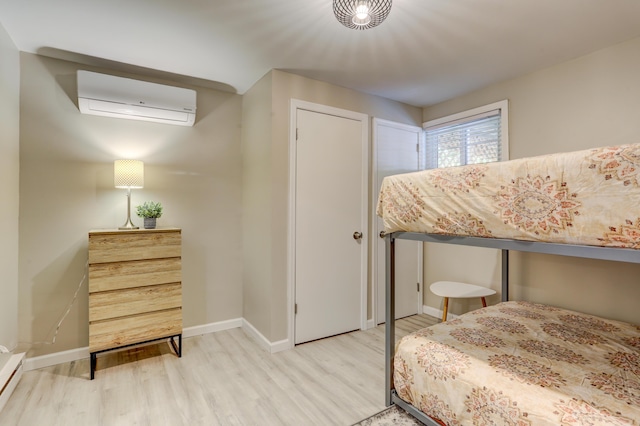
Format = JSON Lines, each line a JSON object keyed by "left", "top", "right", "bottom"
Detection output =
{"left": 90, "top": 353, "right": 96, "bottom": 380}
{"left": 170, "top": 334, "right": 182, "bottom": 357}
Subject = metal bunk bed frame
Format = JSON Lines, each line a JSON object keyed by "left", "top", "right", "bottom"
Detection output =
{"left": 384, "top": 231, "right": 640, "bottom": 426}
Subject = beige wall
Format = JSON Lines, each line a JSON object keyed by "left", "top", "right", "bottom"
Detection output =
{"left": 422, "top": 36, "right": 640, "bottom": 324}
{"left": 241, "top": 72, "right": 274, "bottom": 339}
{"left": 19, "top": 33, "right": 639, "bottom": 358}
{"left": 18, "top": 53, "right": 244, "bottom": 357}
{"left": 18, "top": 52, "right": 420, "bottom": 357}
{"left": 0, "top": 23, "right": 20, "bottom": 351}
{"left": 242, "top": 69, "right": 422, "bottom": 342}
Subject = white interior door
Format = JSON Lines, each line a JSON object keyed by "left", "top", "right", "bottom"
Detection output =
{"left": 294, "top": 106, "right": 367, "bottom": 344}
{"left": 374, "top": 119, "right": 423, "bottom": 323}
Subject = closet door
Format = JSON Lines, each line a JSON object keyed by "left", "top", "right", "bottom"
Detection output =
{"left": 374, "top": 119, "right": 423, "bottom": 323}
{"left": 294, "top": 107, "right": 367, "bottom": 344}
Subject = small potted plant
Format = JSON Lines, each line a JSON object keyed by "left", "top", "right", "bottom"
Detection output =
{"left": 136, "top": 201, "right": 163, "bottom": 229}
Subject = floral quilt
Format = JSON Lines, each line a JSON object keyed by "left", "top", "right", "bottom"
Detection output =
{"left": 394, "top": 301, "right": 640, "bottom": 425}
{"left": 377, "top": 144, "right": 640, "bottom": 248}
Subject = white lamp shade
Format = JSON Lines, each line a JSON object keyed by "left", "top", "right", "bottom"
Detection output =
{"left": 114, "top": 159, "right": 144, "bottom": 188}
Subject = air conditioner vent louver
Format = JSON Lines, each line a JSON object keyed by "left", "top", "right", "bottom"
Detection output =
{"left": 77, "top": 70, "right": 196, "bottom": 126}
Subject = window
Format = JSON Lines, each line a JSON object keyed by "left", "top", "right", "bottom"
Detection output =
{"left": 422, "top": 100, "right": 509, "bottom": 169}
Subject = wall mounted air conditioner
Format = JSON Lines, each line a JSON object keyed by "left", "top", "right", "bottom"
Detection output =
{"left": 77, "top": 70, "right": 197, "bottom": 126}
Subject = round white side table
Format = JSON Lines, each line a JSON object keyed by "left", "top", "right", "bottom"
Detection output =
{"left": 430, "top": 281, "right": 496, "bottom": 322}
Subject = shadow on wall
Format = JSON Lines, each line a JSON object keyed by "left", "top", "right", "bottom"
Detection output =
{"left": 24, "top": 239, "right": 89, "bottom": 358}
{"left": 36, "top": 47, "right": 239, "bottom": 127}
{"left": 36, "top": 47, "right": 237, "bottom": 93}
{"left": 511, "top": 251, "right": 640, "bottom": 324}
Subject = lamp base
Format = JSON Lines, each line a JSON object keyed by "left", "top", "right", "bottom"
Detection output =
{"left": 119, "top": 217, "right": 139, "bottom": 230}
{"left": 119, "top": 188, "right": 139, "bottom": 230}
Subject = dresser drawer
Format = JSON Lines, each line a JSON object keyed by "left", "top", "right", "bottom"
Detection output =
{"left": 89, "top": 230, "right": 181, "bottom": 264}
{"left": 89, "top": 257, "right": 181, "bottom": 292}
{"left": 89, "top": 308, "right": 182, "bottom": 353}
{"left": 89, "top": 283, "right": 181, "bottom": 322}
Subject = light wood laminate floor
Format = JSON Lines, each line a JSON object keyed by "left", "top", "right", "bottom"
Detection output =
{"left": 1, "top": 314, "right": 437, "bottom": 426}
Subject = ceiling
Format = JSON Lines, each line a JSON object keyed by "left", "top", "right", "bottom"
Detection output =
{"left": 1, "top": 0, "right": 640, "bottom": 107}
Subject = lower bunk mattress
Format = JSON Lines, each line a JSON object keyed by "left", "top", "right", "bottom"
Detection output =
{"left": 394, "top": 301, "right": 640, "bottom": 425}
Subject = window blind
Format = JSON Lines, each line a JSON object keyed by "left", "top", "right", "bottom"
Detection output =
{"left": 424, "top": 111, "right": 502, "bottom": 169}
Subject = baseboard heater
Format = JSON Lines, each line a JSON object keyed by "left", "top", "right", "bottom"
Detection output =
{"left": 0, "top": 352, "right": 25, "bottom": 413}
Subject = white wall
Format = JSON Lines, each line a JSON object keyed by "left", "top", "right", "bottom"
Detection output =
{"left": 422, "top": 36, "right": 640, "bottom": 324}
{"left": 0, "top": 23, "right": 20, "bottom": 351}
{"left": 18, "top": 53, "right": 244, "bottom": 357}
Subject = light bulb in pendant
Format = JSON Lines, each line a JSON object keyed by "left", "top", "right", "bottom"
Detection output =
{"left": 355, "top": 4, "right": 369, "bottom": 19}
{"left": 352, "top": 2, "right": 372, "bottom": 26}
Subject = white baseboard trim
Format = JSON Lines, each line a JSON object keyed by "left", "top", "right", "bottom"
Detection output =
{"left": 241, "top": 319, "right": 291, "bottom": 353}
{"left": 422, "top": 305, "right": 458, "bottom": 321}
{"left": 182, "top": 318, "right": 243, "bottom": 339}
{"left": 365, "top": 319, "right": 375, "bottom": 330}
{"left": 24, "top": 347, "right": 89, "bottom": 372}
{"left": 24, "top": 318, "right": 245, "bottom": 372}
{"left": 270, "top": 338, "right": 290, "bottom": 353}
{"left": 0, "top": 353, "right": 25, "bottom": 413}
{"left": 23, "top": 318, "right": 293, "bottom": 371}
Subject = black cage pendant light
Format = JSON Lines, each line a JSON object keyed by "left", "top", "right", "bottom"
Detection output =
{"left": 333, "top": 0, "right": 392, "bottom": 30}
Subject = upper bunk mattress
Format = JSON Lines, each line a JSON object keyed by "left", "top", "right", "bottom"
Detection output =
{"left": 377, "top": 144, "right": 640, "bottom": 248}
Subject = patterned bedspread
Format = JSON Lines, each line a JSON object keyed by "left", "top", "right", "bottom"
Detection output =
{"left": 394, "top": 301, "right": 640, "bottom": 425}
{"left": 377, "top": 144, "right": 640, "bottom": 248}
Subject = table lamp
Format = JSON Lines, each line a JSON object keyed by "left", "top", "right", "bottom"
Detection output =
{"left": 114, "top": 159, "right": 144, "bottom": 229}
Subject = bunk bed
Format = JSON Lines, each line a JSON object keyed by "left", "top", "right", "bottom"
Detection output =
{"left": 377, "top": 143, "right": 640, "bottom": 425}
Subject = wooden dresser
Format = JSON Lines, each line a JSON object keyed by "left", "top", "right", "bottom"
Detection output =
{"left": 88, "top": 228, "right": 182, "bottom": 379}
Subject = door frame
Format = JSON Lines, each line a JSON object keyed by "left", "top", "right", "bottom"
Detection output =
{"left": 371, "top": 118, "right": 424, "bottom": 325}
{"left": 288, "top": 99, "right": 369, "bottom": 347}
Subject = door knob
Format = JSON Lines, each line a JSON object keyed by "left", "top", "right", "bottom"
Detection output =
{"left": 353, "top": 231, "right": 363, "bottom": 240}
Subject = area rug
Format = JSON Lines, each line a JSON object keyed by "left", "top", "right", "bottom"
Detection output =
{"left": 352, "top": 405, "right": 424, "bottom": 425}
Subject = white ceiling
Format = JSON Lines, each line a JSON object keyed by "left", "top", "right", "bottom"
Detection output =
{"left": 2, "top": 0, "right": 640, "bottom": 107}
